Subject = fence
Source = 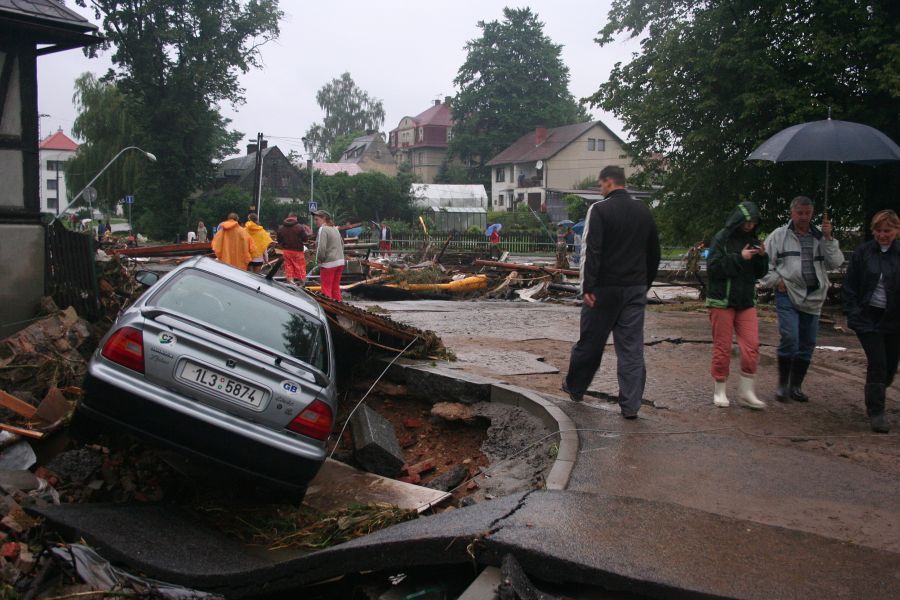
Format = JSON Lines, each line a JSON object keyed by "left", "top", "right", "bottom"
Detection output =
{"left": 387, "top": 232, "right": 558, "bottom": 255}
{"left": 45, "top": 220, "right": 101, "bottom": 320}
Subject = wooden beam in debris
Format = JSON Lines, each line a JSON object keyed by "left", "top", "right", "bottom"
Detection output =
{"left": 474, "top": 259, "right": 580, "bottom": 277}
{"left": 110, "top": 242, "right": 214, "bottom": 257}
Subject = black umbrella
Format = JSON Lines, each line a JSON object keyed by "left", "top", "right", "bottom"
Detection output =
{"left": 747, "top": 117, "right": 900, "bottom": 211}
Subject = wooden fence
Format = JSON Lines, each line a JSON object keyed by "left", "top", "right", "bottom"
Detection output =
{"left": 388, "top": 232, "right": 558, "bottom": 254}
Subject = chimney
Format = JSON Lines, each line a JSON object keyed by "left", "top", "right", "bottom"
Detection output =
{"left": 434, "top": 99, "right": 441, "bottom": 106}
{"left": 535, "top": 127, "right": 548, "bottom": 146}
{"left": 260, "top": 139, "right": 268, "bottom": 150}
{"left": 247, "top": 143, "right": 258, "bottom": 155}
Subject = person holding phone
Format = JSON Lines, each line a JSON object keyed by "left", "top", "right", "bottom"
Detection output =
{"left": 705, "top": 202, "right": 769, "bottom": 409}
{"left": 760, "top": 196, "right": 844, "bottom": 403}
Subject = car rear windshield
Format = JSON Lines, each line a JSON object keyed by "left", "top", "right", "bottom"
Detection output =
{"left": 150, "top": 269, "right": 328, "bottom": 372}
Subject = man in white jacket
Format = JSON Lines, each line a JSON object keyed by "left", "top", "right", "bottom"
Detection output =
{"left": 760, "top": 196, "right": 844, "bottom": 402}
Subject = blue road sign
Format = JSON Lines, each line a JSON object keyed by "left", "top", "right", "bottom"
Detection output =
{"left": 308, "top": 201, "right": 318, "bottom": 213}
{"left": 125, "top": 195, "right": 135, "bottom": 204}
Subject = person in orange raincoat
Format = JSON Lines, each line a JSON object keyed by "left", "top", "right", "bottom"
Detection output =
{"left": 212, "top": 213, "right": 255, "bottom": 270}
{"left": 244, "top": 213, "right": 273, "bottom": 272}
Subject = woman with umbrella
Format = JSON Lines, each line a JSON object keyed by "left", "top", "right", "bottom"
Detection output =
{"left": 843, "top": 210, "right": 899, "bottom": 433}
{"left": 486, "top": 223, "right": 502, "bottom": 259}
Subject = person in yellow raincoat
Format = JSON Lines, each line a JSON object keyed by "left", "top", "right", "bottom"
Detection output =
{"left": 212, "top": 213, "right": 255, "bottom": 270}
{"left": 244, "top": 213, "right": 273, "bottom": 272}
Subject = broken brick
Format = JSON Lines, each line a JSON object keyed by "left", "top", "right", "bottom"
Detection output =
{"left": 466, "top": 481, "right": 478, "bottom": 491}
{"left": 16, "top": 548, "right": 34, "bottom": 573}
{"left": 398, "top": 474, "right": 421, "bottom": 485}
{"left": 405, "top": 459, "right": 435, "bottom": 476}
{"left": 0, "top": 542, "right": 19, "bottom": 560}
{"left": 402, "top": 417, "right": 423, "bottom": 429}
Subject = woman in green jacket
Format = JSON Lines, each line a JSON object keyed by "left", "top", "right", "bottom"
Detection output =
{"left": 706, "top": 202, "right": 769, "bottom": 409}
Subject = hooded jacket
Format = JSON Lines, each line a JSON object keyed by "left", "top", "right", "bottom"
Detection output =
{"left": 277, "top": 217, "right": 309, "bottom": 252}
{"left": 316, "top": 224, "right": 345, "bottom": 268}
{"left": 244, "top": 221, "right": 273, "bottom": 260}
{"left": 211, "top": 219, "right": 255, "bottom": 270}
{"left": 760, "top": 218, "right": 844, "bottom": 315}
{"left": 705, "top": 202, "right": 768, "bottom": 309}
{"left": 843, "top": 239, "right": 900, "bottom": 334}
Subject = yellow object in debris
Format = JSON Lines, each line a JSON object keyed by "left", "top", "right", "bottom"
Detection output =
{"left": 387, "top": 274, "right": 488, "bottom": 293}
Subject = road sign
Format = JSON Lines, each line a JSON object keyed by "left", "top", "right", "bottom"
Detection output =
{"left": 125, "top": 195, "right": 135, "bottom": 204}
{"left": 308, "top": 201, "right": 318, "bottom": 213}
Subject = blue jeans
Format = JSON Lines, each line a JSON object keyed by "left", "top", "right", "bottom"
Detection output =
{"left": 775, "top": 290, "right": 819, "bottom": 362}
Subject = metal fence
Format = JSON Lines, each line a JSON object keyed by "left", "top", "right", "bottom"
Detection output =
{"left": 45, "top": 221, "right": 101, "bottom": 320}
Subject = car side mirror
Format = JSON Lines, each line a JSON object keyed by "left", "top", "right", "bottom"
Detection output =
{"left": 135, "top": 270, "right": 160, "bottom": 287}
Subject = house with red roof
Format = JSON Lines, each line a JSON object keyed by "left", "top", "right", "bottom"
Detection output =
{"left": 486, "top": 121, "right": 637, "bottom": 215}
{"left": 388, "top": 100, "right": 455, "bottom": 183}
{"left": 39, "top": 128, "right": 79, "bottom": 214}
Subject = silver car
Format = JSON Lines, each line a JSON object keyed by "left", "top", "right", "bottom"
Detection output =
{"left": 78, "top": 257, "right": 336, "bottom": 498}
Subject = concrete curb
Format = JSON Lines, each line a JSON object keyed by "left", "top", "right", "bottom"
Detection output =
{"left": 388, "top": 360, "right": 578, "bottom": 490}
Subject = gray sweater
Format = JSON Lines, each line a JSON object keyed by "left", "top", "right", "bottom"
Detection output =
{"left": 316, "top": 225, "right": 345, "bottom": 268}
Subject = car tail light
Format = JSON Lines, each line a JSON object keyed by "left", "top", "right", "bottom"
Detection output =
{"left": 101, "top": 327, "right": 145, "bottom": 373}
{"left": 287, "top": 399, "right": 333, "bottom": 441}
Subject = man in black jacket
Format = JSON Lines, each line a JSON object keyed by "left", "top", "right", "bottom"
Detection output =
{"left": 563, "top": 166, "right": 661, "bottom": 418}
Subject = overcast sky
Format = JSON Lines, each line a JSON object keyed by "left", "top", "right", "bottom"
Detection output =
{"left": 37, "top": 1, "right": 641, "bottom": 159}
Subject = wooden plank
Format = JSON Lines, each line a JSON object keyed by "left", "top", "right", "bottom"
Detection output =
{"left": 0, "top": 390, "right": 38, "bottom": 419}
{"left": 110, "top": 242, "right": 213, "bottom": 257}
{"left": 0, "top": 423, "right": 44, "bottom": 439}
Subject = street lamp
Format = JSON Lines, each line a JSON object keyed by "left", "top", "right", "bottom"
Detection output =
{"left": 301, "top": 136, "right": 315, "bottom": 214}
{"left": 56, "top": 146, "right": 157, "bottom": 219}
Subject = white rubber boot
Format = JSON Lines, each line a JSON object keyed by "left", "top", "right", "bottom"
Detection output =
{"left": 713, "top": 380, "right": 729, "bottom": 407}
{"left": 738, "top": 374, "right": 766, "bottom": 410}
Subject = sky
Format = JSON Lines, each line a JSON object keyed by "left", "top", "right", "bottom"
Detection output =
{"left": 36, "top": 1, "right": 641, "bottom": 160}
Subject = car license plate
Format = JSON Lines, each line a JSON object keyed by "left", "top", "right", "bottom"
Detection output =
{"left": 178, "top": 361, "right": 265, "bottom": 408}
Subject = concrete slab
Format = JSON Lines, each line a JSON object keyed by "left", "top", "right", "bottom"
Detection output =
{"left": 305, "top": 459, "right": 450, "bottom": 514}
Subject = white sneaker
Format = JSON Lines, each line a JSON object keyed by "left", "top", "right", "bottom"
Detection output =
{"left": 713, "top": 380, "right": 729, "bottom": 407}
{"left": 738, "top": 374, "right": 766, "bottom": 410}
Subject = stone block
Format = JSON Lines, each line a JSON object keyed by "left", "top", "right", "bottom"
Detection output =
{"left": 350, "top": 404, "right": 405, "bottom": 478}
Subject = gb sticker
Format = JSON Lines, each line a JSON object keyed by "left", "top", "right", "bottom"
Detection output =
{"left": 280, "top": 380, "right": 301, "bottom": 395}
{"left": 158, "top": 332, "right": 177, "bottom": 346}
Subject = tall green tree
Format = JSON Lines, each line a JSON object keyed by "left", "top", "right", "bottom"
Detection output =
{"left": 76, "top": 0, "right": 283, "bottom": 239}
{"left": 449, "top": 8, "right": 590, "bottom": 184}
{"left": 589, "top": 0, "right": 900, "bottom": 244}
{"left": 66, "top": 73, "right": 141, "bottom": 216}
{"left": 303, "top": 73, "right": 385, "bottom": 161}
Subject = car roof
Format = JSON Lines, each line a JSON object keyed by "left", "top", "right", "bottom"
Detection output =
{"left": 177, "top": 256, "right": 325, "bottom": 319}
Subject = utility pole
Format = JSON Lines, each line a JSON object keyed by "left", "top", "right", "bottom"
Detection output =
{"left": 251, "top": 132, "right": 264, "bottom": 216}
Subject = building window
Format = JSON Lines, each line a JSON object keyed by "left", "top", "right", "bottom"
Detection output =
{"left": 496, "top": 194, "right": 504, "bottom": 207}
{"left": 46, "top": 160, "right": 65, "bottom": 171}
{"left": 587, "top": 138, "right": 596, "bottom": 151}
{"left": 446, "top": 127, "right": 453, "bottom": 142}
{"left": 46, "top": 179, "right": 58, "bottom": 190}
{"left": 417, "top": 127, "right": 424, "bottom": 141}
{"left": 495, "top": 167, "right": 505, "bottom": 182}
{"left": 47, "top": 196, "right": 58, "bottom": 210}
{"left": 597, "top": 139, "right": 606, "bottom": 151}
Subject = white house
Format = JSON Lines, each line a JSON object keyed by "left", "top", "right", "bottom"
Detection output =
{"left": 39, "top": 129, "right": 78, "bottom": 215}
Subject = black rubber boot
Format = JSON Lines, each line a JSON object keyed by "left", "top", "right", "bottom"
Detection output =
{"left": 789, "top": 359, "right": 810, "bottom": 402}
{"left": 775, "top": 356, "right": 792, "bottom": 402}
{"left": 865, "top": 383, "right": 890, "bottom": 433}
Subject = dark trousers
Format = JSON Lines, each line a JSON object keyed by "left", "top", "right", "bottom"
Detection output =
{"left": 856, "top": 330, "right": 900, "bottom": 388}
{"left": 566, "top": 285, "right": 648, "bottom": 416}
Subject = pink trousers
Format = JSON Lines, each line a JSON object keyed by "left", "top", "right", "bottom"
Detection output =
{"left": 319, "top": 266, "right": 343, "bottom": 301}
{"left": 709, "top": 307, "right": 759, "bottom": 380}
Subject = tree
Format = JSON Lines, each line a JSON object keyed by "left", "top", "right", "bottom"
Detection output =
{"left": 66, "top": 73, "right": 141, "bottom": 217}
{"left": 76, "top": 0, "right": 283, "bottom": 239}
{"left": 449, "top": 8, "right": 591, "bottom": 184}
{"left": 433, "top": 160, "right": 473, "bottom": 184}
{"left": 588, "top": 0, "right": 900, "bottom": 244}
{"left": 313, "top": 171, "right": 415, "bottom": 224}
{"left": 303, "top": 73, "right": 385, "bottom": 161}
{"left": 190, "top": 184, "right": 253, "bottom": 230}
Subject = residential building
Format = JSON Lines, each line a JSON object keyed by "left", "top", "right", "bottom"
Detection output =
{"left": 388, "top": 100, "right": 454, "bottom": 183}
{"left": 1, "top": 0, "right": 102, "bottom": 336}
{"left": 338, "top": 131, "right": 396, "bottom": 176}
{"left": 485, "top": 121, "right": 636, "bottom": 214}
{"left": 39, "top": 129, "right": 78, "bottom": 214}
{"left": 215, "top": 141, "right": 303, "bottom": 204}
{"left": 308, "top": 162, "right": 363, "bottom": 177}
